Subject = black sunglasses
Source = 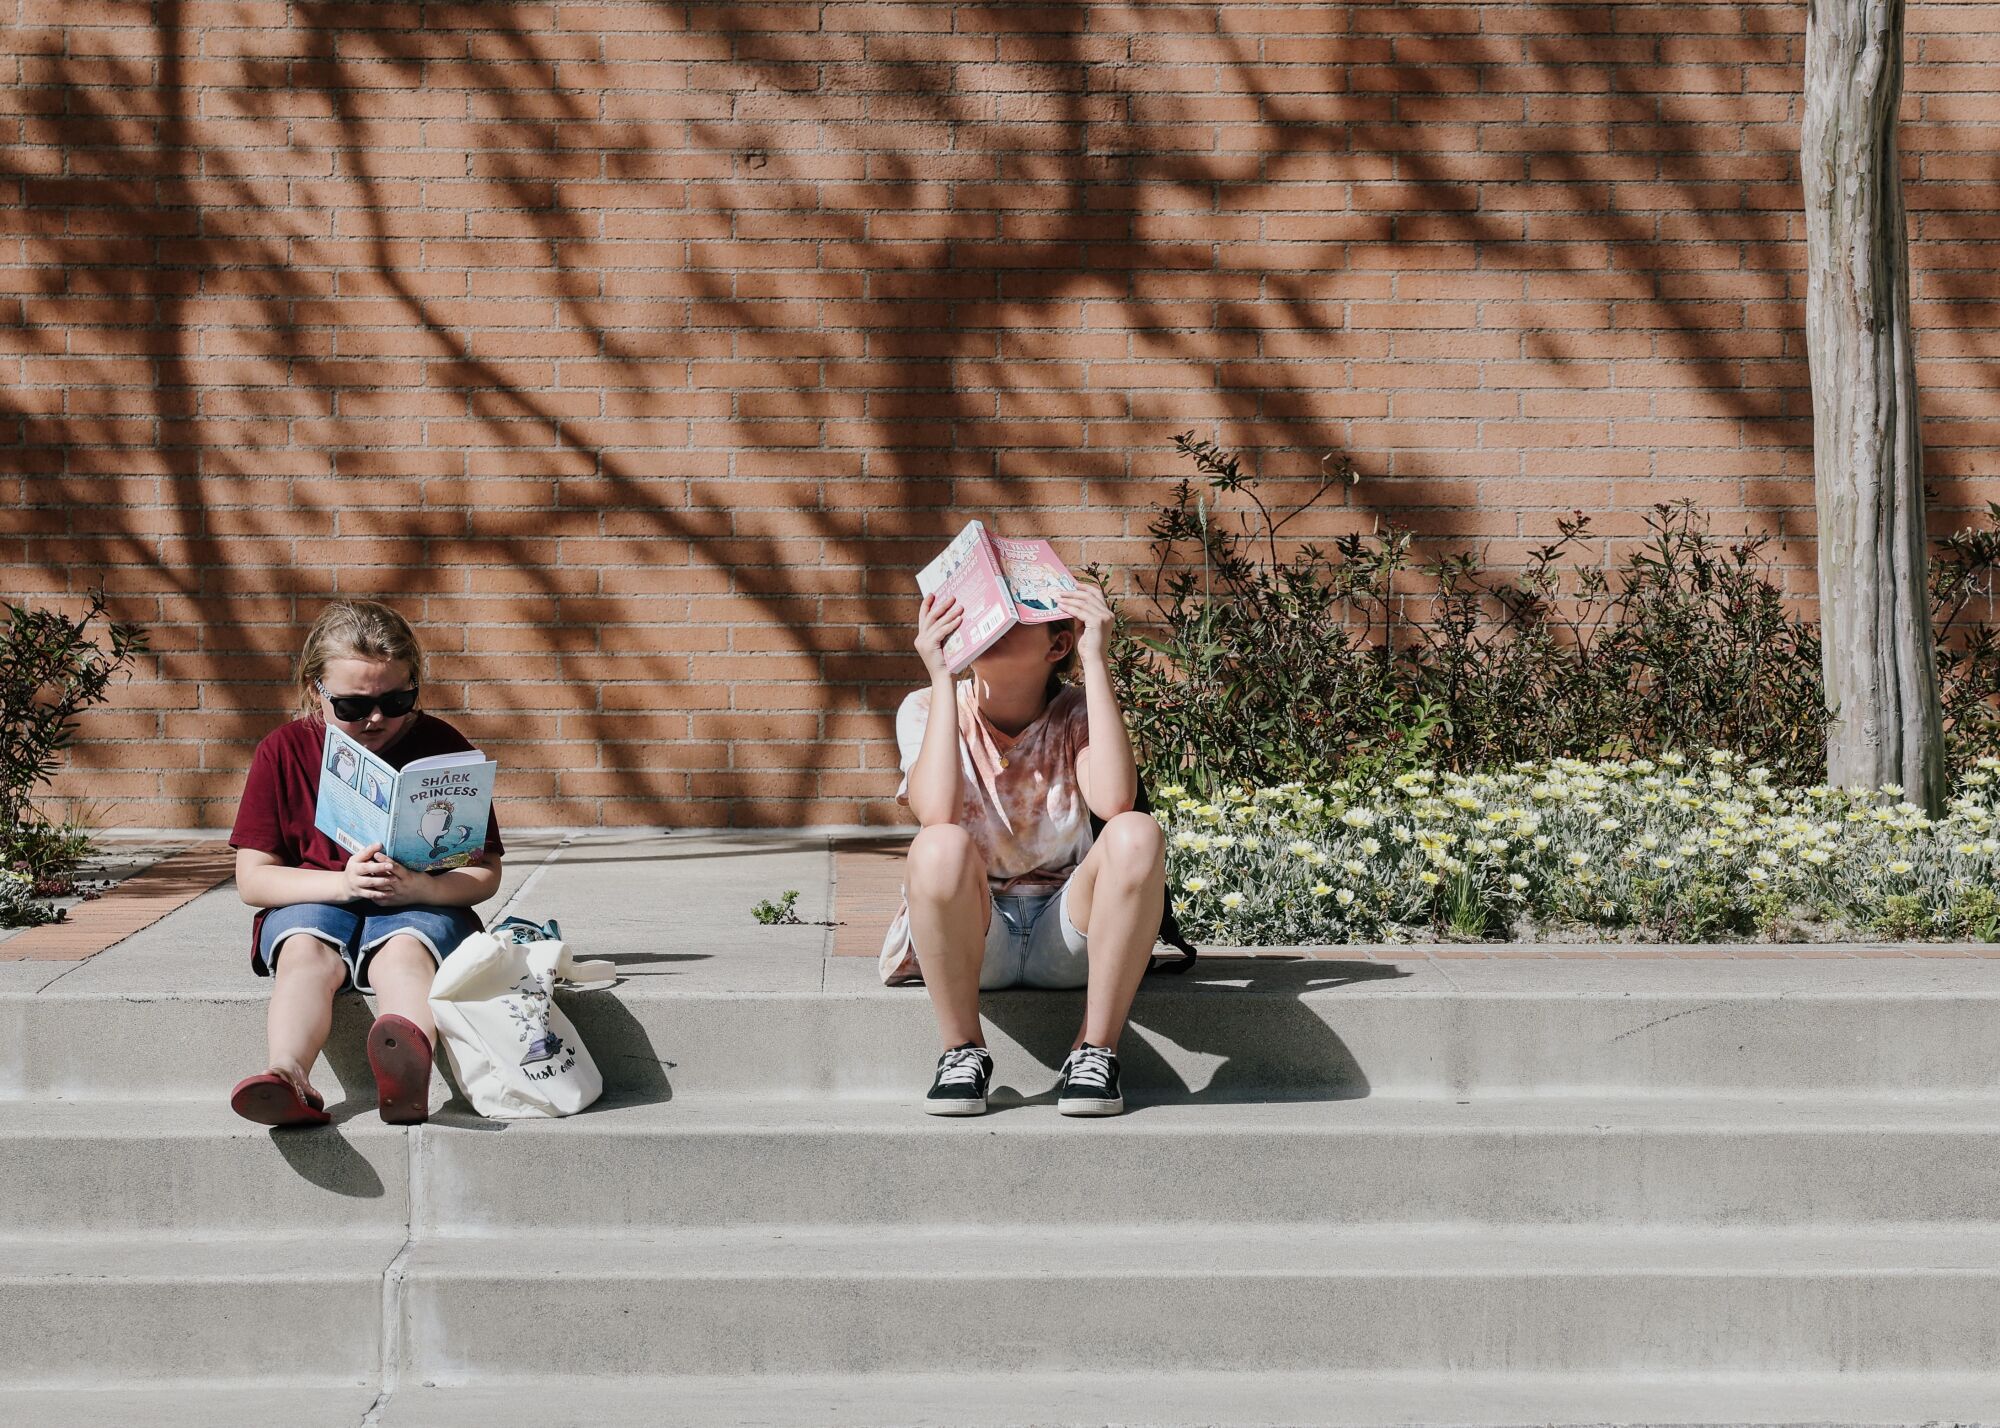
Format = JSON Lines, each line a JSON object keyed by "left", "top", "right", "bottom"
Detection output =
{"left": 316, "top": 680, "right": 420, "bottom": 722}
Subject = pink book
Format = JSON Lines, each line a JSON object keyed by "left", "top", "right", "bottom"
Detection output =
{"left": 915, "top": 520, "right": 1081, "bottom": 673}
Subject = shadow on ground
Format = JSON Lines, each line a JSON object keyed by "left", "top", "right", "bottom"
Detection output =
{"left": 983, "top": 956, "right": 1407, "bottom": 1108}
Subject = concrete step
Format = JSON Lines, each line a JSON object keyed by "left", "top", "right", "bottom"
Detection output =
{"left": 368, "top": 1373, "right": 2000, "bottom": 1426}
{"left": 14, "top": 1095, "right": 2000, "bottom": 1238}
{"left": 0, "top": 1099, "right": 409, "bottom": 1235}
{"left": 418, "top": 1094, "right": 2000, "bottom": 1233}
{"left": 401, "top": 1224, "right": 2000, "bottom": 1377}
{"left": 6, "top": 1372, "right": 2000, "bottom": 1428}
{"left": 11, "top": 959, "right": 2000, "bottom": 1101}
{"left": 0, "top": 1387, "right": 375, "bottom": 1428}
{"left": 0, "top": 1234, "right": 395, "bottom": 1386}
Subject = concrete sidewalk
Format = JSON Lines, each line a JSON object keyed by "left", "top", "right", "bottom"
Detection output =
{"left": 1, "top": 830, "right": 841, "bottom": 995}
{"left": 10, "top": 826, "right": 1998, "bottom": 993}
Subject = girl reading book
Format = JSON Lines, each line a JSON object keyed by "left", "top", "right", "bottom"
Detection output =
{"left": 884, "top": 579, "right": 1168, "bottom": 1116}
{"left": 227, "top": 600, "right": 504, "bottom": 1127}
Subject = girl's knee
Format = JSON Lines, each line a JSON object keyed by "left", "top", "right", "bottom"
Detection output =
{"left": 907, "top": 824, "right": 985, "bottom": 898}
{"left": 275, "top": 934, "right": 345, "bottom": 988}
{"left": 368, "top": 934, "right": 435, "bottom": 981}
{"left": 1100, "top": 811, "right": 1165, "bottom": 873}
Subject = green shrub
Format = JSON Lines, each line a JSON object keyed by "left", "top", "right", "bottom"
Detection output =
{"left": 0, "top": 593, "right": 148, "bottom": 924}
{"left": 1110, "top": 436, "right": 2000, "bottom": 795}
{"left": 751, "top": 890, "right": 802, "bottom": 925}
{"left": 1933, "top": 501, "right": 2000, "bottom": 770}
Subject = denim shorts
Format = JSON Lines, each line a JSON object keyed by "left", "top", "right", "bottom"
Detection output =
{"left": 979, "top": 882, "right": 1090, "bottom": 990}
{"left": 257, "top": 901, "right": 482, "bottom": 992}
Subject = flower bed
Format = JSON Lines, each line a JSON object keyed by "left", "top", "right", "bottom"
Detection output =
{"left": 1157, "top": 752, "right": 2000, "bottom": 946}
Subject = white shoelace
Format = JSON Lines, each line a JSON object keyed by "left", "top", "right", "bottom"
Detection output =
{"left": 1064, "top": 1045, "right": 1114, "bottom": 1091}
{"left": 935, "top": 1046, "right": 989, "bottom": 1088}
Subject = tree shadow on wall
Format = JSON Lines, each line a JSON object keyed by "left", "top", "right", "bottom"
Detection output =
{"left": 12, "top": 3, "right": 1993, "bottom": 821}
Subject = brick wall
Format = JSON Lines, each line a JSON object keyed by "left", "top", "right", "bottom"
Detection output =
{"left": 10, "top": 1, "right": 2000, "bottom": 828}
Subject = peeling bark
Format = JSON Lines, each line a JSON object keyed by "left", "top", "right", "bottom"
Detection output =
{"left": 1802, "top": 0, "right": 1946, "bottom": 810}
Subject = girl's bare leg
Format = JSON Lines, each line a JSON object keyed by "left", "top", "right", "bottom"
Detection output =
{"left": 904, "top": 823, "right": 992, "bottom": 1048}
{"left": 266, "top": 934, "right": 346, "bottom": 1104}
{"left": 364, "top": 934, "right": 439, "bottom": 1043}
{"left": 1061, "top": 811, "right": 1167, "bottom": 1049}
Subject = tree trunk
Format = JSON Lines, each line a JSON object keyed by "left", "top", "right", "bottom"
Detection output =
{"left": 1802, "top": 0, "right": 1947, "bottom": 812}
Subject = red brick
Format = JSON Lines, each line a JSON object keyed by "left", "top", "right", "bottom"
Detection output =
{"left": 18, "top": 1, "right": 2000, "bottom": 827}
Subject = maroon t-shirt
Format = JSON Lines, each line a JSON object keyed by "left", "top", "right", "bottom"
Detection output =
{"left": 230, "top": 714, "right": 505, "bottom": 971}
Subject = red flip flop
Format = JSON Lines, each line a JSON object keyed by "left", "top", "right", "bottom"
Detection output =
{"left": 229, "top": 1073, "right": 331, "bottom": 1128}
{"left": 367, "top": 1013, "right": 434, "bottom": 1125}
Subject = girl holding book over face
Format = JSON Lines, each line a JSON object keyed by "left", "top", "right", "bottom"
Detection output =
{"left": 884, "top": 535, "right": 1169, "bottom": 1117}
{"left": 227, "top": 600, "right": 503, "bottom": 1128}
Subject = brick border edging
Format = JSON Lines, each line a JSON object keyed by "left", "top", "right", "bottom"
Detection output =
{"left": 831, "top": 837, "right": 912, "bottom": 959}
{"left": 829, "top": 843, "right": 2000, "bottom": 962}
{"left": 0, "top": 842, "right": 236, "bottom": 963}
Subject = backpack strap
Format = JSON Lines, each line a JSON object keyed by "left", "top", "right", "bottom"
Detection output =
{"left": 1088, "top": 782, "right": 1199, "bottom": 977}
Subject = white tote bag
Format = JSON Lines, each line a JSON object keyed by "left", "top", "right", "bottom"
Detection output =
{"left": 429, "top": 916, "right": 615, "bottom": 1119}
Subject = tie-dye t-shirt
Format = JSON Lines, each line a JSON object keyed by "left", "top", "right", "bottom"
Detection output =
{"left": 878, "top": 680, "right": 1094, "bottom": 983}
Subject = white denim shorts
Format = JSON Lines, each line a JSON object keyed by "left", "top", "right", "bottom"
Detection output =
{"left": 978, "top": 881, "right": 1090, "bottom": 990}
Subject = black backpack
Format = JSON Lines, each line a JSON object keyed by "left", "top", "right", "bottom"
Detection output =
{"left": 1089, "top": 783, "right": 1198, "bottom": 975}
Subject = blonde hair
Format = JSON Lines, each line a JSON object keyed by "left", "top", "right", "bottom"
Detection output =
{"left": 296, "top": 600, "right": 424, "bottom": 716}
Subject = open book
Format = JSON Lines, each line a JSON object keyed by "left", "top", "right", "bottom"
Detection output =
{"left": 916, "top": 520, "right": 1081, "bottom": 673}
{"left": 314, "top": 725, "right": 497, "bottom": 872}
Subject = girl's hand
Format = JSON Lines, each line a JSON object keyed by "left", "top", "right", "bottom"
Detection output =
{"left": 363, "top": 855, "right": 429, "bottom": 908}
{"left": 915, "top": 593, "right": 964, "bottom": 681}
{"left": 1054, "top": 585, "right": 1116, "bottom": 667}
{"left": 343, "top": 844, "right": 395, "bottom": 902}
{"left": 344, "top": 846, "right": 427, "bottom": 906}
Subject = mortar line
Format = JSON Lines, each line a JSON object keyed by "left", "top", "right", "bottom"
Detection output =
{"left": 820, "top": 833, "right": 836, "bottom": 993}
{"left": 360, "top": 1122, "right": 423, "bottom": 1427}
{"left": 368, "top": 825, "right": 564, "bottom": 1425}
{"left": 490, "top": 833, "right": 578, "bottom": 925}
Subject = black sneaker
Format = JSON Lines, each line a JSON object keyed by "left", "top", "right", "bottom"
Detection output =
{"left": 924, "top": 1042, "right": 993, "bottom": 1116}
{"left": 1057, "top": 1044, "right": 1123, "bottom": 1117}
